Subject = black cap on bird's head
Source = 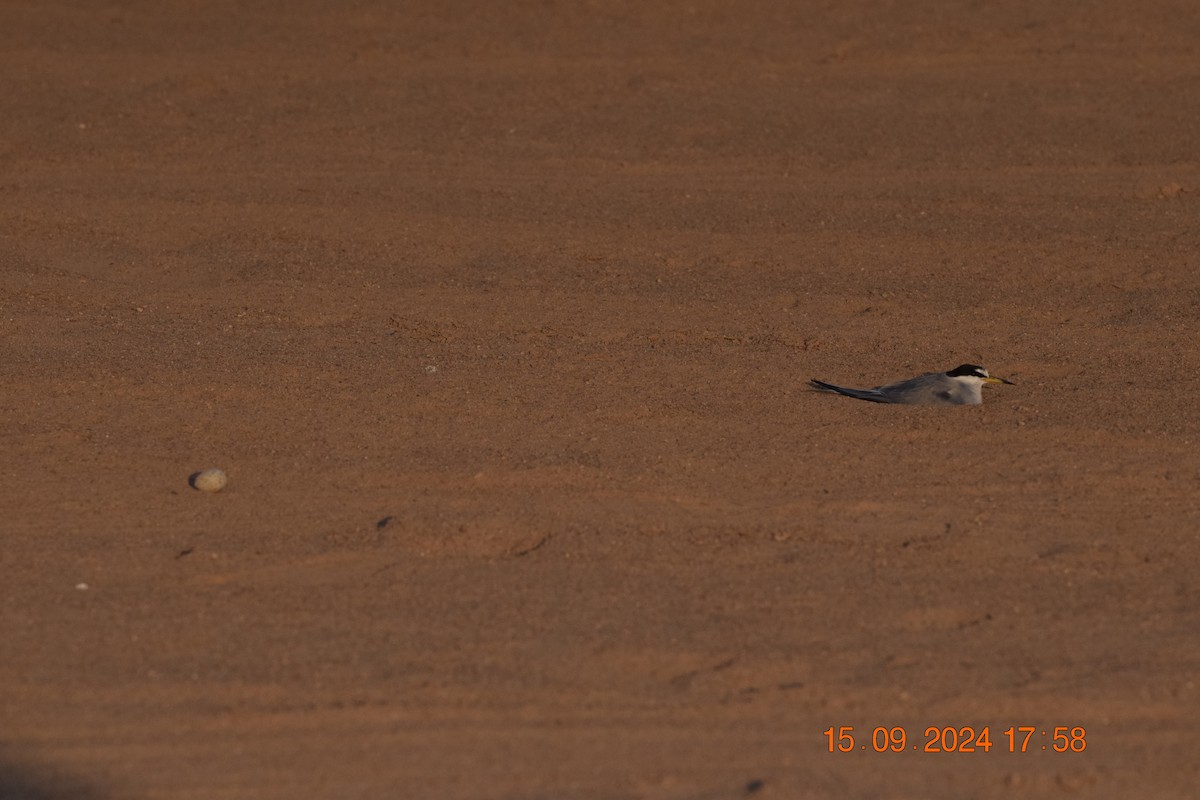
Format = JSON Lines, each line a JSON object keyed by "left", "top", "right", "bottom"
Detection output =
{"left": 946, "top": 363, "right": 1015, "bottom": 384}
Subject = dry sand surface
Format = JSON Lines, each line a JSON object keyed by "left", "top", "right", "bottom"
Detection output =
{"left": 3, "top": 2, "right": 1199, "bottom": 798}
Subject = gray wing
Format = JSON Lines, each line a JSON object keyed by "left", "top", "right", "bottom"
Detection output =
{"left": 875, "top": 373, "right": 976, "bottom": 405}
{"left": 809, "top": 379, "right": 894, "bottom": 403}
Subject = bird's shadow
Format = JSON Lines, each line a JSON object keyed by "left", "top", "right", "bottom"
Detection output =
{"left": 0, "top": 754, "right": 102, "bottom": 800}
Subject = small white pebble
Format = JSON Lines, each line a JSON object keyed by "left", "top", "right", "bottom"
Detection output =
{"left": 424, "top": 364, "right": 438, "bottom": 374}
{"left": 75, "top": 583, "right": 89, "bottom": 591}
{"left": 192, "top": 468, "right": 228, "bottom": 493}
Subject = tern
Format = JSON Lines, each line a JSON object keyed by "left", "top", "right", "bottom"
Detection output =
{"left": 810, "top": 364, "right": 1014, "bottom": 405}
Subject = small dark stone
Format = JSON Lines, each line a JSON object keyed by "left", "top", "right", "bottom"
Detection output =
{"left": 745, "top": 778, "right": 765, "bottom": 794}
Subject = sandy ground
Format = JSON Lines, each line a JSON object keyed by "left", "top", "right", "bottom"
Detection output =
{"left": 2, "top": 2, "right": 1199, "bottom": 798}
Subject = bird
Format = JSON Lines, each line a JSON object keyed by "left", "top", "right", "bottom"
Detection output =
{"left": 809, "top": 363, "right": 1014, "bottom": 405}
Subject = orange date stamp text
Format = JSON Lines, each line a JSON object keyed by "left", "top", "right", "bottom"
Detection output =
{"left": 823, "top": 725, "right": 1087, "bottom": 754}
